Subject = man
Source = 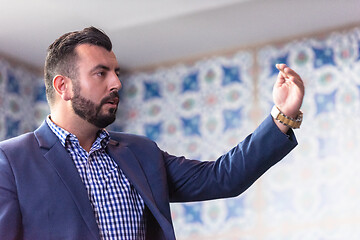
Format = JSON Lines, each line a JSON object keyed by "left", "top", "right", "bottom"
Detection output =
{"left": 0, "top": 27, "right": 304, "bottom": 240}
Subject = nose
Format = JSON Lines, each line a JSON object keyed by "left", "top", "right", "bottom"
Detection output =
{"left": 109, "top": 72, "right": 122, "bottom": 92}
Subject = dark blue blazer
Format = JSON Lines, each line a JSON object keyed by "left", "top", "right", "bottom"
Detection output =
{"left": 0, "top": 115, "right": 297, "bottom": 240}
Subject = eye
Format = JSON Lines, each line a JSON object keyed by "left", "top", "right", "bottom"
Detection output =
{"left": 96, "top": 71, "right": 105, "bottom": 77}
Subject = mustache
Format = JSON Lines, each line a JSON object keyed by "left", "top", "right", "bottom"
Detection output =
{"left": 100, "top": 90, "right": 120, "bottom": 106}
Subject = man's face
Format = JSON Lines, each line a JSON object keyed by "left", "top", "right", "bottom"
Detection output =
{"left": 70, "top": 44, "right": 121, "bottom": 128}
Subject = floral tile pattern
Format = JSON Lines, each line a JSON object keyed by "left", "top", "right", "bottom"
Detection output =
{"left": 1, "top": 27, "right": 360, "bottom": 240}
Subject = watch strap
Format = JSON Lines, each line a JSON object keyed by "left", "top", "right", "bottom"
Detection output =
{"left": 271, "top": 105, "right": 303, "bottom": 129}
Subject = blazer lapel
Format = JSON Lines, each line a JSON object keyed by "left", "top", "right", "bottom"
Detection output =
{"left": 107, "top": 140, "right": 156, "bottom": 207}
{"left": 107, "top": 140, "right": 173, "bottom": 232}
{"left": 35, "top": 123, "right": 101, "bottom": 240}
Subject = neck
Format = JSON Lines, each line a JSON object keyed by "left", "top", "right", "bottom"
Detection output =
{"left": 51, "top": 111, "right": 101, "bottom": 152}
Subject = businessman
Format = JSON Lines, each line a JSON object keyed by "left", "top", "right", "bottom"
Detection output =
{"left": 0, "top": 27, "right": 304, "bottom": 240}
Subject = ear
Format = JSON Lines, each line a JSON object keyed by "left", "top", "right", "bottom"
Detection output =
{"left": 53, "top": 75, "right": 73, "bottom": 101}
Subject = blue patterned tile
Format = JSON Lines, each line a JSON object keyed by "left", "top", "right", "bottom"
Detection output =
{"left": 144, "top": 81, "right": 161, "bottom": 100}
{"left": 144, "top": 122, "right": 162, "bottom": 141}
{"left": 223, "top": 107, "right": 242, "bottom": 131}
{"left": 313, "top": 47, "right": 335, "bottom": 68}
{"left": 225, "top": 197, "right": 245, "bottom": 220}
{"left": 34, "top": 85, "right": 47, "bottom": 102}
{"left": 6, "top": 70, "right": 20, "bottom": 94}
{"left": 314, "top": 90, "right": 337, "bottom": 115}
{"left": 181, "top": 115, "right": 201, "bottom": 136}
{"left": 183, "top": 203, "right": 203, "bottom": 224}
{"left": 222, "top": 66, "right": 242, "bottom": 86}
{"left": 182, "top": 72, "right": 199, "bottom": 93}
{"left": 5, "top": 116, "right": 20, "bottom": 138}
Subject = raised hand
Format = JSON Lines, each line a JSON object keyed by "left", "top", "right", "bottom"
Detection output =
{"left": 272, "top": 64, "right": 305, "bottom": 133}
{"left": 272, "top": 64, "right": 304, "bottom": 119}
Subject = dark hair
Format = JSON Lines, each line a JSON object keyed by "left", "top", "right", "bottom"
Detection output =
{"left": 44, "top": 26, "right": 112, "bottom": 105}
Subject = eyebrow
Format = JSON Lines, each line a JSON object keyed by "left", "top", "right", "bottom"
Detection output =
{"left": 91, "top": 64, "right": 121, "bottom": 73}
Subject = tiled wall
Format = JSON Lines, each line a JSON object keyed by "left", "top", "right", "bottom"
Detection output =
{"left": 0, "top": 59, "right": 48, "bottom": 140}
{"left": 1, "top": 26, "right": 360, "bottom": 239}
{"left": 114, "top": 27, "right": 360, "bottom": 239}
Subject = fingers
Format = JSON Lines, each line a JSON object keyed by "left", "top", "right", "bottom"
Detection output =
{"left": 276, "top": 64, "right": 304, "bottom": 89}
{"left": 276, "top": 63, "right": 301, "bottom": 80}
{"left": 276, "top": 64, "right": 287, "bottom": 79}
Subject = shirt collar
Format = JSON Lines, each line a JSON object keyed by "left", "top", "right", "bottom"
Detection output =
{"left": 46, "top": 115, "right": 110, "bottom": 149}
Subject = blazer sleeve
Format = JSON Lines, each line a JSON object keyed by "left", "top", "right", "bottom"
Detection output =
{"left": 0, "top": 148, "right": 23, "bottom": 240}
{"left": 165, "top": 115, "right": 298, "bottom": 202}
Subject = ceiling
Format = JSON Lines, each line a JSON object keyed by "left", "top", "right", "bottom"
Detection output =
{"left": 0, "top": 0, "right": 359, "bottom": 72}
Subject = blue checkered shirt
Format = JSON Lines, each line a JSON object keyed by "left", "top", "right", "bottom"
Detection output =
{"left": 46, "top": 117, "right": 146, "bottom": 240}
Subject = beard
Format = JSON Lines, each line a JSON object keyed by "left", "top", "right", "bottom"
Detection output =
{"left": 71, "top": 88, "right": 119, "bottom": 129}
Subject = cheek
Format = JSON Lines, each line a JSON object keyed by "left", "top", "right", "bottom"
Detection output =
{"left": 75, "top": 78, "right": 108, "bottom": 103}
{"left": 81, "top": 89, "right": 103, "bottom": 103}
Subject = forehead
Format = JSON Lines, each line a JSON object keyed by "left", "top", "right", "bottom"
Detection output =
{"left": 75, "top": 44, "right": 118, "bottom": 68}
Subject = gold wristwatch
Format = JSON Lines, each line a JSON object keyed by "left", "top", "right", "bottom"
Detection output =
{"left": 271, "top": 105, "right": 303, "bottom": 129}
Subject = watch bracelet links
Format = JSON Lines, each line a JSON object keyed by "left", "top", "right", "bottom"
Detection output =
{"left": 272, "top": 105, "right": 303, "bottom": 129}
